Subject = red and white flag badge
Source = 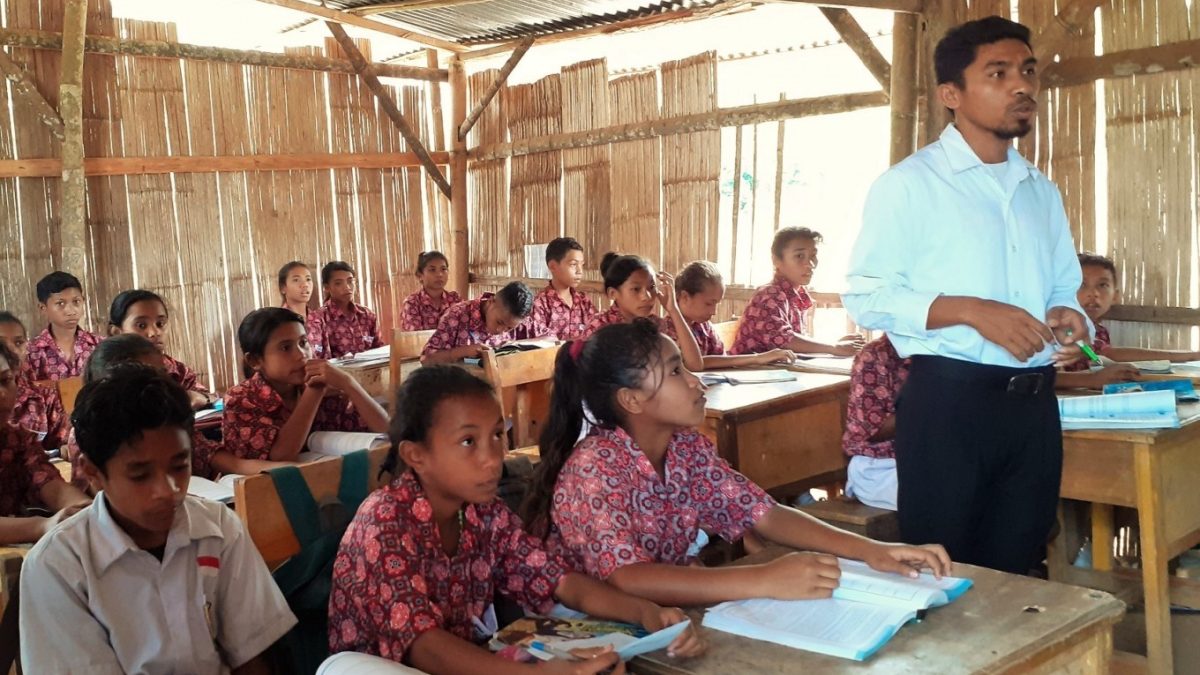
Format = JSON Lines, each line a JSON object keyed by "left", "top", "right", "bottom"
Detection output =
{"left": 197, "top": 555, "right": 220, "bottom": 577}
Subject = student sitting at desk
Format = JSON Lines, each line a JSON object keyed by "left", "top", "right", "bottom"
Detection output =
{"left": 730, "top": 228, "right": 864, "bottom": 358}
{"left": 580, "top": 253, "right": 703, "bottom": 373}
{"left": 401, "top": 250, "right": 463, "bottom": 331}
{"left": 23, "top": 271, "right": 102, "bottom": 383}
{"left": 307, "top": 260, "right": 384, "bottom": 360}
{"left": 278, "top": 260, "right": 315, "bottom": 320}
{"left": 20, "top": 365, "right": 297, "bottom": 674}
{"left": 842, "top": 335, "right": 909, "bottom": 511}
{"left": 420, "top": 281, "right": 535, "bottom": 365}
{"left": 523, "top": 321, "right": 950, "bottom": 607}
{"left": 514, "top": 236, "right": 596, "bottom": 341}
{"left": 107, "top": 289, "right": 218, "bottom": 410}
{"left": 0, "top": 311, "right": 68, "bottom": 449}
{"left": 330, "top": 365, "right": 703, "bottom": 672}
{"left": 224, "top": 308, "right": 388, "bottom": 463}
{"left": 0, "top": 341, "right": 90, "bottom": 544}
{"left": 675, "top": 260, "right": 795, "bottom": 370}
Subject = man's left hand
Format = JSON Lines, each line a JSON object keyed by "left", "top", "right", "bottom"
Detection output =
{"left": 1046, "top": 307, "right": 1089, "bottom": 346}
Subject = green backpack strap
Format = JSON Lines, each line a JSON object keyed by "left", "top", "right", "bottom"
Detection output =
{"left": 337, "top": 448, "right": 371, "bottom": 513}
{"left": 268, "top": 465, "right": 321, "bottom": 549}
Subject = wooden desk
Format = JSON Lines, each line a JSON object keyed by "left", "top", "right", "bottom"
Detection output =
{"left": 634, "top": 547, "right": 1124, "bottom": 675}
{"left": 1051, "top": 403, "right": 1200, "bottom": 674}
{"left": 342, "top": 361, "right": 391, "bottom": 400}
{"left": 702, "top": 373, "right": 850, "bottom": 494}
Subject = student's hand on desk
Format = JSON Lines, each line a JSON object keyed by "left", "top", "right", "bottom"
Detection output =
{"left": 864, "top": 542, "right": 952, "bottom": 579}
{"left": 965, "top": 299, "right": 1054, "bottom": 361}
{"left": 536, "top": 648, "right": 625, "bottom": 674}
{"left": 1091, "top": 364, "right": 1140, "bottom": 386}
{"left": 457, "top": 344, "right": 486, "bottom": 360}
{"left": 761, "top": 551, "right": 842, "bottom": 599}
{"left": 755, "top": 349, "right": 796, "bottom": 365}
{"left": 831, "top": 334, "right": 866, "bottom": 357}
{"left": 637, "top": 605, "right": 706, "bottom": 659}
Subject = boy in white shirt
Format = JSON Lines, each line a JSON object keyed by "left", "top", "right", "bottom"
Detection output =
{"left": 20, "top": 364, "right": 296, "bottom": 674}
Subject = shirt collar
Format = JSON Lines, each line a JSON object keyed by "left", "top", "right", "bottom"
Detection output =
{"left": 939, "top": 123, "right": 1034, "bottom": 180}
{"left": 594, "top": 425, "right": 665, "bottom": 481}
{"left": 323, "top": 298, "right": 363, "bottom": 317}
{"left": 89, "top": 493, "right": 222, "bottom": 575}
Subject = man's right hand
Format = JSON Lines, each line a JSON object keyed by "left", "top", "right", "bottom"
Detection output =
{"left": 955, "top": 298, "right": 1054, "bottom": 362}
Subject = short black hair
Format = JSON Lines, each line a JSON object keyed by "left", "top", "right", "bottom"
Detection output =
{"left": 72, "top": 363, "right": 194, "bottom": 473}
{"left": 495, "top": 281, "right": 535, "bottom": 318}
{"left": 0, "top": 311, "right": 25, "bottom": 332}
{"left": 545, "top": 237, "right": 584, "bottom": 264}
{"left": 771, "top": 227, "right": 823, "bottom": 259}
{"left": 935, "top": 16, "right": 1033, "bottom": 88}
{"left": 599, "top": 252, "right": 654, "bottom": 292}
{"left": 1078, "top": 252, "right": 1118, "bottom": 280}
{"left": 415, "top": 251, "right": 449, "bottom": 274}
{"left": 108, "top": 289, "right": 168, "bottom": 329}
{"left": 84, "top": 333, "right": 160, "bottom": 384}
{"left": 321, "top": 261, "right": 355, "bottom": 287}
{"left": 277, "top": 261, "right": 311, "bottom": 290}
{"left": 36, "top": 271, "right": 83, "bottom": 304}
{"left": 237, "top": 307, "right": 305, "bottom": 379}
{"left": 676, "top": 261, "right": 723, "bottom": 295}
{"left": 382, "top": 365, "right": 497, "bottom": 476}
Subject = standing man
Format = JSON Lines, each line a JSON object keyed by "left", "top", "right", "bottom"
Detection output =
{"left": 843, "top": 16, "right": 1088, "bottom": 575}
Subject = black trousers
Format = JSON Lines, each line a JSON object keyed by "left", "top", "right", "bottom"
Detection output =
{"left": 895, "top": 355, "right": 1062, "bottom": 574}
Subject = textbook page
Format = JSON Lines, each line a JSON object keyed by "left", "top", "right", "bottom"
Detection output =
{"left": 332, "top": 346, "right": 391, "bottom": 367}
{"left": 306, "top": 431, "right": 387, "bottom": 456}
{"left": 188, "top": 476, "right": 234, "bottom": 504}
{"left": 703, "top": 597, "right": 915, "bottom": 661}
{"left": 833, "top": 559, "right": 972, "bottom": 611}
{"left": 791, "top": 356, "right": 854, "bottom": 375}
{"left": 697, "top": 369, "right": 797, "bottom": 385}
{"left": 1058, "top": 390, "right": 1179, "bottom": 430}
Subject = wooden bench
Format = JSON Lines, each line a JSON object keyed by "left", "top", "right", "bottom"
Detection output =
{"left": 388, "top": 329, "right": 434, "bottom": 397}
{"left": 798, "top": 497, "right": 900, "bottom": 542}
{"left": 481, "top": 346, "right": 560, "bottom": 449}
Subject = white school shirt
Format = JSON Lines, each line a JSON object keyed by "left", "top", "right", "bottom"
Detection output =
{"left": 20, "top": 493, "right": 297, "bottom": 675}
{"left": 843, "top": 124, "right": 1088, "bottom": 368}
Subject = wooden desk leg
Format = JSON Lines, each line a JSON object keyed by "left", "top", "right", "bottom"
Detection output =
{"left": 1134, "top": 444, "right": 1173, "bottom": 675}
{"left": 1092, "top": 503, "right": 1115, "bottom": 572}
{"left": 1047, "top": 501, "right": 1070, "bottom": 580}
{"left": 514, "top": 386, "right": 531, "bottom": 448}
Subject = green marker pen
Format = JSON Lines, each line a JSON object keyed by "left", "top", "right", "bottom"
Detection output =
{"left": 1064, "top": 328, "right": 1102, "bottom": 364}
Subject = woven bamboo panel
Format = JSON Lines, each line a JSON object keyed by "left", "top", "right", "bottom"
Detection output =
{"left": 660, "top": 52, "right": 720, "bottom": 276}
{"left": 608, "top": 71, "right": 662, "bottom": 266}
{"left": 507, "top": 73, "right": 563, "bottom": 277}
{"left": 560, "top": 59, "right": 611, "bottom": 277}
{"left": 467, "top": 67, "right": 509, "bottom": 278}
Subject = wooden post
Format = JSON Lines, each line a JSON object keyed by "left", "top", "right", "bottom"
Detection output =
{"left": 458, "top": 36, "right": 533, "bottom": 141}
{"left": 917, "top": 0, "right": 962, "bottom": 147}
{"left": 326, "top": 21, "right": 452, "bottom": 199}
{"left": 819, "top": 7, "right": 891, "bottom": 92}
{"left": 0, "top": 51, "right": 64, "bottom": 140}
{"left": 889, "top": 12, "right": 919, "bottom": 164}
{"left": 58, "top": 0, "right": 88, "bottom": 275}
{"left": 449, "top": 54, "right": 470, "bottom": 296}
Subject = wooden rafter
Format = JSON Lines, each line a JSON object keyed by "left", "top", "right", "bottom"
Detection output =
{"left": 1032, "top": 0, "right": 1103, "bottom": 60}
{"left": 0, "top": 49, "right": 63, "bottom": 140}
{"left": 0, "top": 152, "right": 451, "bottom": 178}
{"left": 256, "top": 0, "right": 465, "bottom": 52}
{"left": 1043, "top": 39, "right": 1200, "bottom": 89}
{"left": 770, "top": 0, "right": 923, "bottom": 13}
{"left": 326, "top": 21, "right": 452, "bottom": 198}
{"left": 351, "top": 0, "right": 492, "bottom": 14}
{"left": 458, "top": 36, "right": 533, "bottom": 141}
{"left": 819, "top": 7, "right": 891, "bottom": 93}
{"left": 0, "top": 27, "right": 446, "bottom": 81}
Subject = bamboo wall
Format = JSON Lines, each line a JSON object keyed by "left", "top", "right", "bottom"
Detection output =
{"left": 0, "top": 0, "right": 447, "bottom": 392}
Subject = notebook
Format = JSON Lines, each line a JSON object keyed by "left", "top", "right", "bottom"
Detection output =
{"left": 790, "top": 356, "right": 854, "bottom": 375}
{"left": 702, "top": 558, "right": 972, "bottom": 661}
{"left": 1057, "top": 390, "right": 1180, "bottom": 430}
{"left": 1104, "top": 378, "right": 1199, "bottom": 402}
{"left": 331, "top": 346, "right": 391, "bottom": 368}
{"left": 306, "top": 431, "right": 387, "bottom": 456}
{"left": 698, "top": 369, "right": 797, "bottom": 386}
{"left": 188, "top": 476, "right": 234, "bottom": 504}
{"left": 1131, "top": 360, "right": 1172, "bottom": 374}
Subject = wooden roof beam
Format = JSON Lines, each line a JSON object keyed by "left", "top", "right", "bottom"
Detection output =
{"left": 0, "top": 49, "right": 63, "bottom": 140}
{"left": 255, "top": 0, "right": 465, "bottom": 52}
{"left": 1042, "top": 39, "right": 1200, "bottom": 89}
{"left": 819, "top": 6, "right": 891, "bottom": 92}
{"left": 1032, "top": 0, "right": 1103, "bottom": 61}
{"left": 351, "top": 0, "right": 493, "bottom": 14}
{"left": 457, "top": 36, "right": 533, "bottom": 141}
{"left": 769, "top": 0, "right": 923, "bottom": 14}
{"left": 326, "top": 20, "right": 452, "bottom": 198}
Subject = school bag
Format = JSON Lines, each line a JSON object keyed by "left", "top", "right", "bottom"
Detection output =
{"left": 267, "top": 449, "right": 371, "bottom": 675}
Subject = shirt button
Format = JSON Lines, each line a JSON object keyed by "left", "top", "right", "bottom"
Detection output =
{"left": 1011, "top": 244, "right": 1018, "bottom": 252}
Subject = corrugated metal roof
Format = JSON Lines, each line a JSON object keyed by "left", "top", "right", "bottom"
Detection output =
{"left": 330, "top": 0, "right": 725, "bottom": 45}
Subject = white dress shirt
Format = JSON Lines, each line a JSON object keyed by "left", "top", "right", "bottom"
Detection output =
{"left": 20, "top": 493, "right": 297, "bottom": 674}
{"left": 844, "top": 124, "right": 1087, "bottom": 368}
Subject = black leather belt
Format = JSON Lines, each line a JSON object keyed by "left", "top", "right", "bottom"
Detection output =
{"left": 909, "top": 355, "right": 1053, "bottom": 397}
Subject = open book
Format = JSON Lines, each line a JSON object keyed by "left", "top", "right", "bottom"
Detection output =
{"left": 698, "top": 369, "right": 797, "bottom": 386}
{"left": 188, "top": 476, "right": 234, "bottom": 504}
{"left": 702, "top": 558, "right": 972, "bottom": 661}
{"left": 1058, "top": 390, "right": 1180, "bottom": 430}
{"left": 306, "top": 431, "right": 387, "bottom": 456}
{"left": 790, "top": 356, "right": 854, "bottom": 375}
{"left": 1104, "top": 378, "right": 1199, "bottom": 402}
{"left": 490, "top": 616, "right": 688, "bottom": 662}
{"left": 331, "top": 345, "right": 391, "bottom": 368}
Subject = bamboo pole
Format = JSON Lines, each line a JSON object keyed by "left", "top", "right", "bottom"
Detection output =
{"left": 448, "top": 54, "right": 469, "bottom": 294}
{"left": 1042, "top": 39, "right": 1200, "bottom": 89}
{"left": 0, "top": 27, "right": 447, "bottom": 81}
{"left": 730, "top": 124, "right": 743, "bottom": 283}
{"left": 1032, "top": 0, "right": 1103, "bottom": 60}
{"left": 773, "top": 93, "right": 785, "bottom": 231}
{"left": 326, "top": 21, "right": 452, "bottom": 198}
{"left": 0, "top": 50, "right": 64, "bottom": 140}
{"left": 458, "top": 36, "right": 533, "bottom": 140}
{"left": 59, "top": 0, "right": 87, "bottom": 276}
{"left": 471, "top": 90, "right": 888, "bottom": 161}
{"left": 889, "top": 12, "right": 918, "bottom": 164}
{"left": 254, "top": 0, "right": 465, "bottom": 52}
{"left": 0, "top": 151, "right": 451, "bottom": 178}
{"left": 819, "top": 7, "right": 891, "bottom": 92}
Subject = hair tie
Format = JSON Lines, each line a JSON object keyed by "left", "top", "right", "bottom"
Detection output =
{"left": 569, "top": 339, "right": 587, "bottom": 362}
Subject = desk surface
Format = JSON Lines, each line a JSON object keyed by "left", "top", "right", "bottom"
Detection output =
{"left": 703, "top": 372, "right": 849, "bottom": 417}
{"left": 633, "top": 548, "right": 1123, "bottom": 675}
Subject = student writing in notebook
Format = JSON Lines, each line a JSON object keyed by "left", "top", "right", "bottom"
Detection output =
{"left": 514, "top": 237, "right": 596, "bottom": 341}
{"left": 66, "top": 335, "right": 286, "bottom": 493}
{"left": 107, "top": 289, "right": 218, "bottom": 410}
{"left": 21, "top": 366, "right": 297, "bottom": 674}
{"left": 0, "top": 311, "right": 68, "bottom": 449}
{"left": 307, "top": 261, "right": 385, "bottom": 360}
{"left": 329, "top": 365, "right": 704, "bottom": 673}
{"left": 675, "top": 260, "right": 795, "bottom": 370}
{"left": 23, "top": 270, "right": 102, "bottom": 381}
{"left": 522, "top": 321, "right": 950, "bottom": 607}
{"left": 279, "top": 260, "right": 315, "bottom": 319}
{"left": 401, "top": 251, "right": 463, "bottom": 331}
{"left": 223, "top": 308, "right": 388, "bottom": 463}
{"left": 730, "top": 228, "right": 865, "bottom": 358}
{"left": 421, "top": 281, "right": 535, "bottom": 365}
{"left": 0, "top": 341, "right": 91, "bottom": 544}
{"left": 579, "top": 253, "right": 703, "bottom": 373}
